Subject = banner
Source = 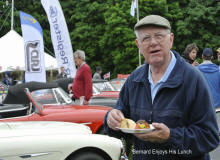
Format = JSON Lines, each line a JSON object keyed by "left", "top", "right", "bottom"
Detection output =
{"left": 41, "top": 0, "right": 76, "bottom": 78}
{"left": 130, "top": 0, "right": 137, "bottom": 17}
{"left": 20, "top": 11, "right": 46, "bottom": 82}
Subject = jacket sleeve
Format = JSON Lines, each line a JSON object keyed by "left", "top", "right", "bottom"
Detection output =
{"left": 167, "top": 73, "right": 219, "bottom": 157}
{"left": 104, "top": 78, "right": 132, "bottom": 137}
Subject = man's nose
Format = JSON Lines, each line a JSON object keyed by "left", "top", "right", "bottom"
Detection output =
{"left": 149, "top": 36, "right": 158, "bottom": 45}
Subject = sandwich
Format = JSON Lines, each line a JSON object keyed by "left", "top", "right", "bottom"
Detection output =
{"left": 120, "top": 118, "right": 136, "bottom": 129}
{"left": 120, "top": 118, "right": 150, "bottom": 129}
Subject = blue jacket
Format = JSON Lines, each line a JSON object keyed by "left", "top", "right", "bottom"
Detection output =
{"left": 104, "top": 51, "right": 219, "bottom": 160}
{"left": 197, "top": 62, "right": 220, "bottom": 108}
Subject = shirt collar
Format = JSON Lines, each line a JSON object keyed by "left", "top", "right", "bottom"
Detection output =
{"left": 78, "top": 62, "right": 86, "bottom": 70}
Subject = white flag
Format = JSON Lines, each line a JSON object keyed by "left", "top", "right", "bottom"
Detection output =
{"left": 41, "top": 0, "right": 76, "bottom": 78}
{"left": 20, "top": 11, "right": 46, "bottom": 82}
{"left": 130, "top": 0, "right": 137, "bottom": 17}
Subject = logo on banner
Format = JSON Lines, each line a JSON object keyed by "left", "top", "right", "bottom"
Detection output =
{"left": 25, "top": 41, "right": 41, "bottom": 72}
{"left": 49, "top": 6, "right": 57, "bottom": 18}
{"left": 48, "top": 5, "right": 71, "bottom": 76}
{"left": 22, "top": 16, "right": 37, "bottom": 24}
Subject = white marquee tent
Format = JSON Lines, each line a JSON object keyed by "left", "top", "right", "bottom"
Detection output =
{"left": 0, "top": 30, "right": 57, "bottom": 73}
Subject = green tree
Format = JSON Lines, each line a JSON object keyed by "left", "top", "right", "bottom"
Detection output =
{"left": 175, "top": 0, "right": 220, "bottom": 57}
{"left": 1, "top": 0, "right": 219, "bottom": 77}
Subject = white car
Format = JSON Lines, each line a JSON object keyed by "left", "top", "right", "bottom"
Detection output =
{"left": 0, "top": 121, "right": 123, "bottom": 160}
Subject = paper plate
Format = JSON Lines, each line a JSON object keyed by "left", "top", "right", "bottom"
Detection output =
{"left": 118, "top": 124, "right": 155, "bottom": 133}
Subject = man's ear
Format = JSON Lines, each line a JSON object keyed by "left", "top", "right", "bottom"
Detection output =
{"left": 136, "top": 39, "right": 140, "bottom": 49}
{"left": 169, "top": 33, "right": 174, "bottom": 49}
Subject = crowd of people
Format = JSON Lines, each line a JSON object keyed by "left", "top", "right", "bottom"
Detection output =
{"left": 180, "top": 42, "right": 220, "bottom": 109}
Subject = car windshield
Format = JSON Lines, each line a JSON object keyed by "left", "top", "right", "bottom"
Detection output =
{"left": 109, "top": 79, "right": 126, "bottom": 91}
{"left": 31, "top": 87, "right": 72, "bottom": 105}
{"left": 93, "top": 86, "right": 100, "bottom": 95}
{"left": 93, "top": 82, "right": 115, "bottom": 91}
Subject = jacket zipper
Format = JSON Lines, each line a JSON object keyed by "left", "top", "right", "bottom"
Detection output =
{"left": 143, "top": 82, "right": 153, "bottom": 124}
{"left": 149, "top": 110, "right": 153, "bottom": 123}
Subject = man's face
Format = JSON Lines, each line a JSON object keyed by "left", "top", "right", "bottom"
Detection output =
{"left": 61, "top": 67, "right": 65, "bottom": 73}
{"left": 136, "top": 26, "right": 174, "bottom": 67}
{"left": 74, "top": 55, "right": 82, "bottom": 67}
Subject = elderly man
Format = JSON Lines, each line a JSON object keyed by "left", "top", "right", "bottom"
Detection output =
{"left": 69, "top": 50, "right": 92, "bottom": 105}
{"left": 104, "top": 15, "right": 219, "bottom": 160}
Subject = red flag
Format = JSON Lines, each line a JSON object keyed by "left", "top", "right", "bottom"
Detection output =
{"left": 103, "top": 72, "right": 110, "bottom": 79}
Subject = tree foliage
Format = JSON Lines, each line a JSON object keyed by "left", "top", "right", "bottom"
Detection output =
{"left": 0, "top": 0, "right": 219, "bottom": 77}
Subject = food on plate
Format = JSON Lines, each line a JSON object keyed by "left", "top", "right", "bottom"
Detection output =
{"left": 135, "top": 120, "right": 150, "bottom": 129}
{"left": 120, "top": 118, "right": 150, "bottom": 129}
{"left": 120, "top": 118, "right": 136, "bottom": 129}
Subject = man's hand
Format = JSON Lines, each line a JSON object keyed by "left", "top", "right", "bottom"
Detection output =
{"left": 68, "top": 84, "right": 72, "bottom": 91}
{"left": 83, "top": 100, "right": 89, "bottom": 105}
{"left": 107, "top": 109, "right": 124, "bottom": 130}
{"left": 134, "top": 123, "right": 170, "bottom": 143}
{"left": 192, "top": 60, "right": 199, "bottom": 66}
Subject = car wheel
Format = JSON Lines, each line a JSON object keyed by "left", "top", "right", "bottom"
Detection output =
{"left": 69, "top": 152, "right": 105, "bottom": 160}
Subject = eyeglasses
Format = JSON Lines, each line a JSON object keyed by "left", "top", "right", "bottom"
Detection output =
{"left": 139, "top": 33, "right": 169, "bottom": 45}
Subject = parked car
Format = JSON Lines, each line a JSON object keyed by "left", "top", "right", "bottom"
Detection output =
{"left": 93, "top": 79, "right": 115, "bottom": 92}
{"left": 0, "top": 82, "right": 111, "bottom": 134}
{"left": 109, "top": 78, "right": 126, "bottom": 91}
{"left": 53, "top": 78, "right": 119, "bottom": 107}
{"left": 0, "top": 121, "right": 123, "bottom": 160}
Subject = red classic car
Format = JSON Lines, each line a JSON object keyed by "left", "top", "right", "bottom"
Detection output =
{"left": 53, "top": 78, "right": 119, "bottom": 107}
{"left": 92, "top": 79, "right": 120, "bottom": 97}
{"left": 0, "top": 82, "right": 111, "bottom": 134}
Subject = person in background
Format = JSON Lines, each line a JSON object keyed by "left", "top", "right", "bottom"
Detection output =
{"left": 104, "top": 15, "right": 219, "bottom": 160}
{"left": 217, "top": 48, "right": 220, "bottom": 62}
{"left": 182, "top": 43, "right": 199, "bottom": 66}
{"left": 197, "top": 48, "right": 220, "bottom": 108}
{"left": 93, "top": 66, "right": 102, "bottom": 79}
{"left": 57, "top": 66, "right": 67, "bottom": 79}
{"left": 68, "top": 50, "right": 92, "bottom": 105}
{"left": 2, "top": 71, "right": 13, "bottom": 86}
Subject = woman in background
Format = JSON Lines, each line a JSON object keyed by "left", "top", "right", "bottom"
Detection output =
{"left": 182, "top": 43, "right": 199, "bottom": 66}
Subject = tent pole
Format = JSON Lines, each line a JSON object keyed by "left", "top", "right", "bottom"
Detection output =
{"left": 136, "top": 0, "right": 141, "bottom": 66}
{"left": 11, "top": 0, "right": 14, "bottom": 30}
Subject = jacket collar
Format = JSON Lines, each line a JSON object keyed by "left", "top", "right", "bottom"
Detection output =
{"left": 132, "top": 51, "right": 184, "bottom": 88}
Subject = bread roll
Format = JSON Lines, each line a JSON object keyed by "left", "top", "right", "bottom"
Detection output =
{"left": 120, "top": 118, "right": 136, "bottom": 129}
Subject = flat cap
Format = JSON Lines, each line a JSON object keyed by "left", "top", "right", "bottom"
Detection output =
{"left": 134, "top": 15, "right": 171, "bottom": 30}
